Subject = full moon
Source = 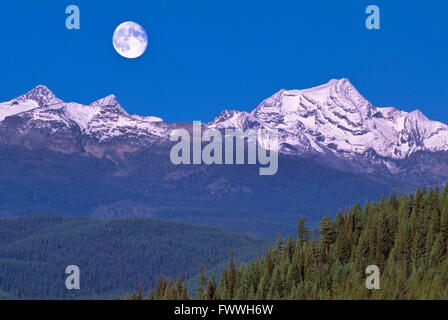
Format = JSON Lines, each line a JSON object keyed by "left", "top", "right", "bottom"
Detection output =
{"left": 113, "top": 21, "right": 148, "bottom": 59}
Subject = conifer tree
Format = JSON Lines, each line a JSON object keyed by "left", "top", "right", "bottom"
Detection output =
{"left": 136, "top": 186, "right": 448, "bottom": 301}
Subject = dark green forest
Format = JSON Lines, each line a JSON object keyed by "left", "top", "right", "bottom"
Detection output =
{"left": 0, "top": 144, "right": 396, "bottom": 238}
{"left": 134, "top": 185, "right": 448, "bottom": 300}
{"left": 0, "top": 215, "right": 268, "bottom": 299}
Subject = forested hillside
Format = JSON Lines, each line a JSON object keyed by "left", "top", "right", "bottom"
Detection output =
{"left": 139, "top": 185, "right": 448, "bottom": 300}
{"left": 0, "top": 215, "right": 268, "bottom": 299}
{"left": 0, "top": 144, "right": 397, "bottom": 238}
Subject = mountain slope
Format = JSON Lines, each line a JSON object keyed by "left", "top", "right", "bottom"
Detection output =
{"left": 0, "top": 214, "right": 269, "bottom": 299}
{"left": 0, "top": 143, "right": 399, "bottom": 237}
{"left": 144, "top": 185, "right": 448, "bottom": 300}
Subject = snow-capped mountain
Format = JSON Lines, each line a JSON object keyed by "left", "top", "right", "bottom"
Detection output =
{"left": 1, "top": 79, "right": 448, "bottom": 180}
{"left": 210, "top": 78, "right": 448, "bottom": 160}
{"left": 0, "top": 85, "right": 169, "bottom": 151}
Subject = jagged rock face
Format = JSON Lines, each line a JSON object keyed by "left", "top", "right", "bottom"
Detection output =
{"left": 1, "top": 79, "right": 448, "bottom": 184}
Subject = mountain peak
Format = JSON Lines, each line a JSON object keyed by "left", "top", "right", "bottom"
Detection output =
{"left": 300, "top": 78, "right": 358, "bottom": 98}
{"left": 209, "top": 109, "right": 249, "bottom": 129}
{"left": 13, "top": 85, "right": 62, "bottom": 107}
{"left": 89, "top": 94, "right": 127, "bottom": 115}
{"left": 251, "top": 77, "right": 373, "bottom": 120}
{"left": 90, "top": 94, "right": 118, "bottom": 105}
{"left": 304, "top": 77, "right": 374, "bottom": 118}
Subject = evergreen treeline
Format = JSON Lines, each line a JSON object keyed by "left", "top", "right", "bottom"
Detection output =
{"left": 135, "top": 185, "right": 448, "bottom": 300}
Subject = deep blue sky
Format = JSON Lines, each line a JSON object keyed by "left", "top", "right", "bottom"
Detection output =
{"left": 1, "top": 0, "right": 447, "bottom": 123}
